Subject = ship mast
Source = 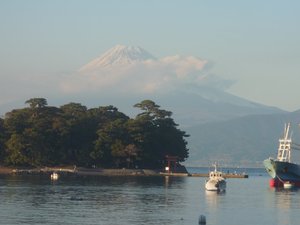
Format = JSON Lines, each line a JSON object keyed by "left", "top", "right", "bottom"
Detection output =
{"left": 277, "top": 123, "right": 292, "bottom": 162}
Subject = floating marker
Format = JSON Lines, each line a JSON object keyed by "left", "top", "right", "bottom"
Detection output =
{"left": 199, "top": 215, "right": 206, "bottom": 224}
{"left": 50, "top": 172, "right": 59, "bottom": 180}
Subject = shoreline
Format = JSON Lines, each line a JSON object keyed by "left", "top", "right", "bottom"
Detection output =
{"left": 0, "top": 166, "right": 248, "bottom": 178}
{"left": 0, "top": 166, "right": 14, "bottom": 175}
{"left": 0, "top": 166, "right": 174, "bottom": 176}
{"left": 0, "top": 166, "right": 162, "bottom": 176}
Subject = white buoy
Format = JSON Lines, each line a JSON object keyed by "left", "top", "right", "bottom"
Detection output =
{"left": 50, "top": 172, "right": 59, "bottom": 180}
{"left": 199, "top": 215, "right": 206, "bottom": 224}
{"left": 283, "top": 182, "right": 294, "bottom": 189}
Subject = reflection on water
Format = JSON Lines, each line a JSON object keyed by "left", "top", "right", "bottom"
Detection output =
{"left": 268, "top": 187, "right": 300, "bottom": 209}
{"left": 1, "top": 174, "right": 300, "bottom": 225}
{"left": 0, "top": 175, "right": 190, "bottom": 225}
{"left": 266, "top": 187, "right": 300, "bottom": 225}
{"left": 205, "top": 190, "right": 226, "bottom": 208}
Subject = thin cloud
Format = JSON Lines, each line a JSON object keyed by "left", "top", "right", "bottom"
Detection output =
{"left": 60, "top": 55, "right": 234, "bottom": 95}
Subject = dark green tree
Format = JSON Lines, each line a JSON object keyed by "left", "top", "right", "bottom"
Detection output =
{"left": 5, "top": 99, "right": 66, "bottom": 166}
{"left": 133, "top": 100, "right": 189, "bottom": 168}
{"left": 0, "top": 118, "right": 7, "bottom": 163}
{"left": 60, "top": 103, "right": 91, "bottom": 165}
{"left": 5, "top": 133, "right": 29, "bottom": 165}
{"left": 4, "top": 108, "right": 31, "bottom": 165}
{"left": 91, "top": 117, "right": 130, "bottom": 167}
{"left": 123, "top": 143, "right": 140, "bottom": 168}
{"left": 25, "top": 98, "right": 48, "bottom": 109}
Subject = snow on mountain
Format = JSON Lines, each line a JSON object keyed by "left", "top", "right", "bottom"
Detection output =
{"left": 79, "top": 45, "right": 156, "bottom": 72}
{"left": 69, "top": 45, "right": 211, "bottom": 96}
{"left": 76, "top": 43, "right": 267, "bottom": 109}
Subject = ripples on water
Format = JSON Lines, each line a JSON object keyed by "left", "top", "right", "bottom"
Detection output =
{"left": 0, "top": 168, "right": 299, "bottom": 225}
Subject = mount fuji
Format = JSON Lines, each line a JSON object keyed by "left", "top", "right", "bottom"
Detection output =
{"left": 74, "top": 45, "right": 284, "bottom": 126}
{"left": 79, "top": 45, "right": 156, "bottom": 72}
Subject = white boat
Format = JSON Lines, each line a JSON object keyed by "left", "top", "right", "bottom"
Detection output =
{"left": 50, "top": 172, "right": 59, "bottom": 180}
{"left": 205, "top": 164, "right": 226, "bottom": 191}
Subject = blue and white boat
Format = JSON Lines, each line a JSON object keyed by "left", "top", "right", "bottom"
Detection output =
{"left": 263, "top": 123, "right": 300, "bottom": 187}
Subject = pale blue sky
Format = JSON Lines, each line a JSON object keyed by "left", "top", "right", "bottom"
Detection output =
{"left": 1, "top": 0, "right": 300, "bottom": 111}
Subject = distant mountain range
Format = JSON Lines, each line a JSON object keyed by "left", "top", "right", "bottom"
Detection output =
{"left": 185, "top": 110, "right": 300, "bottom": 167}
{"left": 144, "top": 88, "right": 284, "bottom": 127}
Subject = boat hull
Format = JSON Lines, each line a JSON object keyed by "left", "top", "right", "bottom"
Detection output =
{"left": 263, "top": 158, "right": 300, "bottom": 187}
{"left": 205, "top": 179, "right": 226, "bottom": 191}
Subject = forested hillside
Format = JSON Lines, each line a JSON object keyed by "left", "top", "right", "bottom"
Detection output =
{"left": 0, "top": 98, "right": 189, "bottom": 169}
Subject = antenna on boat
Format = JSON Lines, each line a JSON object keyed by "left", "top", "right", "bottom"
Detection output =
{"left": 284, "top": 123, "right": 290, "bottom": 140}
{"left": 277, "top": 123, "right": 292, "bottom": 162}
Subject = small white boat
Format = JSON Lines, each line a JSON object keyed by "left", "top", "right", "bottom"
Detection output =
{"left": 205, "top": 164, "right": 226, "bottom": 191}
{"left": 283, "top": 181, "right": 294, "bottom": 189}
{"left": 50, "top": 172, "right": 59, "bottom": 180}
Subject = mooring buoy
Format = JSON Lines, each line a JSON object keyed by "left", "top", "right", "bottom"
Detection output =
{"left": 50, "top": 172, "right": 59, "bottom": 180}
{"left": 199, "top": 215, "right": 206, "bottom": 224}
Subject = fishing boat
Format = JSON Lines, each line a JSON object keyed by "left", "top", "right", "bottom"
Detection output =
{"left": 205, "top": 163, "right": 226, "bottom": 191}
{"left": 263, "top": 123, "right": 300, "bottom": 188}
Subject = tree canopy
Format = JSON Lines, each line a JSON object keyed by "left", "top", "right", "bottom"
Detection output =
{"left": 0, "top": 98, "right": 189, "bottom": 169}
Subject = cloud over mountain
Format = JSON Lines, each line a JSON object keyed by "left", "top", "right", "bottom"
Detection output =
{"left": 60, "top": 45, "right": 234, "bottom": 95}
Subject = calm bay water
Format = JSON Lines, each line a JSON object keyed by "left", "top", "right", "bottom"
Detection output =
{"left": 0, "top": 168, "right": 299, "bottom": 225}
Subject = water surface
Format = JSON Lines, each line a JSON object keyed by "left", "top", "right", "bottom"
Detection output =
{"left": 0, "top": 169, "right": 299, "bottom": 225}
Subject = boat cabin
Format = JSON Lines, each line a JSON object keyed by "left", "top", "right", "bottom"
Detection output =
{"left": 209, "top": 171, "right": 224, "bottom": 178}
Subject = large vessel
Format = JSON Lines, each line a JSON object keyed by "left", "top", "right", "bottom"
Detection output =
{"left": 263, "top": 123, "right": 300, "bottom": 187}
{"left": 205, "top": 163, "right": 226, "bottom": 191}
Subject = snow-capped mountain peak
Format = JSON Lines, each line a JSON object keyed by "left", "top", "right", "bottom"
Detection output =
{"left": 79, "top": 45, "right": 156, "bottom": 71}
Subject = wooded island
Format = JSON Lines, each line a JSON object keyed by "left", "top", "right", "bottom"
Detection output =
{"left": 0, "top": 98, "right": 189, "bottom": 169}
